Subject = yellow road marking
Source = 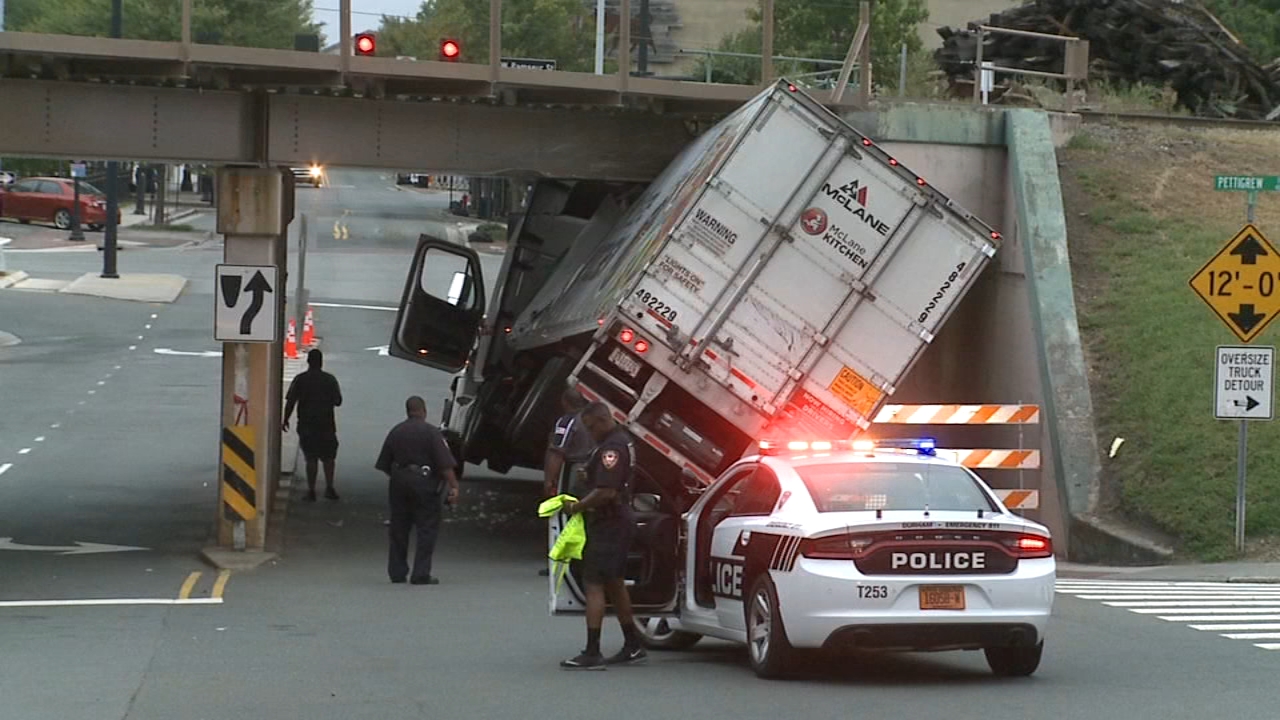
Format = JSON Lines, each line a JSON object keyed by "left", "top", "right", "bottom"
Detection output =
{"left": 178, "top": 571, "right": 202, "bottom": 600}
{"left": 211, "top": 570, "right": 232, "bottom": 600}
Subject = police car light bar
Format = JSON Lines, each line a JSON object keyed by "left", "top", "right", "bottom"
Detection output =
{"left": 757, "top": 438, "right": 937, "bottom": 456}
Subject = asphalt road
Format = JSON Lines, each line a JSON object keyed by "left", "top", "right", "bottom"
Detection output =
{"left": 5, "top": 168, "right": 1280, "bottom": 720}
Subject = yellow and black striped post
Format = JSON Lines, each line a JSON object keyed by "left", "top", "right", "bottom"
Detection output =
{"left": 221, "top": 425, "right": 258, "bottom": 531}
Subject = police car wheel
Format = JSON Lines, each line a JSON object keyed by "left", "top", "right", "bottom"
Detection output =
{"left": 634, "top": 617, "right": 701, "bottom": 651}
{"left": 984, "top": 641, "right": 1043, "bottom": 677}
{"left": 745, "top": 576, "right": 794, "bottom": 679}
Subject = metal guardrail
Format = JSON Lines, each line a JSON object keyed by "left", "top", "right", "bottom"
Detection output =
{"left": 973, "top": 25, "right": 1089, "bottom": 112}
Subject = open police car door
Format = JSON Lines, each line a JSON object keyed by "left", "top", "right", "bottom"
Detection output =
{"left": 389, "top": 234, "right": 487, "bottom": 373}
{"left": 549, "top": 444, "right": 681, "bottom": 617}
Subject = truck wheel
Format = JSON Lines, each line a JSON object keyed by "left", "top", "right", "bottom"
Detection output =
{"left": 745, "top": 575, "right": 795, "bottom": 679}
{"left": 634, "top": 617, "right": 701, "bottom": 651}
{"left": 984, "top": 641, "right": 1043, "bottom": 677}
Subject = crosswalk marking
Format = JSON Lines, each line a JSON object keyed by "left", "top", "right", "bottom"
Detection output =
{"left": 1057, "top": 578, "right": 1280, "bottom": 651}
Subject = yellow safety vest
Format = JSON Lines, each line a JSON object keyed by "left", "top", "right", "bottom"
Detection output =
{"left": 537, "top": 494, "right": 585, "bottom": 592}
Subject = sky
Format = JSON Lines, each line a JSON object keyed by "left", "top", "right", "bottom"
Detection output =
{"left": 311, "top": 0, "right": 424, "bottom": 36}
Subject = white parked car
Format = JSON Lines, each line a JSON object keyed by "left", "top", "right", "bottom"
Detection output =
{"left": 548, "top": 437, "right": 1056, "bottom": 679}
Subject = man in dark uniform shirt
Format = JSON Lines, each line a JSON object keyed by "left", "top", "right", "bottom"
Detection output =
{"left": 375, "top": 395, "right": 460, "bottom": 585}
{"left": 539, "top": 387, "right": 594, "bottom": 577}
{"left": 283, "top": 349, "right": 343, "bottom": 502}
{"left": 560, "top": 402, "right": 647, "bottom": 670}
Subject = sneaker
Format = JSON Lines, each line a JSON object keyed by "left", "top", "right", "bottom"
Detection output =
{"left": 560, "top": 652, "right": 606, "bottom": 671}
{"left": 324, "top": 488, "right": 340, "bottom": 501}
{"left": 605, "top": 645, "right": 648, "bottom": 666}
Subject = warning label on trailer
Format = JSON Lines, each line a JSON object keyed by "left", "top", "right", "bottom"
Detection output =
{"left": 782, "top": 389, "right": 861, "bottom": 439}
{"left": 685, "top": 207, "right": 740, "bottom": 256}
{"left": 829, "top": 366, "right": 883, "bottom": 418}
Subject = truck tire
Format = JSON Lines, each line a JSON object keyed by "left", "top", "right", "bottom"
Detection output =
{"left": 985, "top": 641, "right": 1043, "bottom": 677}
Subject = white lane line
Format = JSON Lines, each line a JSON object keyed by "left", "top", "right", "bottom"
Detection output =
{"left": 309, "top": 301, "right": 396, "bottom": 312}
{"left": 97, "top": 381, "right": 106, "bottom": 386}
{"left": 137, "top": 335, "right": 144, "bottom": 340}
{"left": 144, "top": 324, "right": 152, "bottom": 329}
{"left": 0, "top": 598, "right": 223, "bottom": 608}
{"left": 128, "top": 345, "right": 137, "bottom": 350}
{"left": 50, "top": 423, "right": 60, "bottom": 429}
{"left": 1079, "top": 594, "right": 1280, "bottom": 601}
{"left": 1158, "top": 614, "right": 1280, "bottom": 622}
{"left": 34, "top": 437, "right": 44, "bottom": 442}
{"left": 18, "top": 448, "right": 31, "bottom": 455}
{"left": 77, "top": 401, "right": 85, "bottom": 406}
{"left": 0, "top": 464, "right": 11, "bottom": 476}
{"left": 113, "top": 365, "right": 121, "bottom": 370}
{"left": 87, "top": 390, "right": 96, "bottom": 395}
{"left": 1256, "top": 643, "right": 1280, "bottom": 650}
{"left": 1057, "top": 582, "right": 1280, "bottom": 589}
{"left": 1223, "top": 632, "right": 1280, "bottom": 640}
{"left": 1100, "top": 597, "right": 1280, "bottom": 602}
{"left": 1190, "top": 623, "right": 1280, "bottom": 631}
{"left": 150, "top": 314, "right": 158, "bottom": 319}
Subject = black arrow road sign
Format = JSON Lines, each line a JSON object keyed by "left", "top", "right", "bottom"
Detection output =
{"left": 1233, "top": 396, "right": 1262, "bottom": 412}
{"left": 1229, "top": 304, "right": 1267, "bottom": 334}
{"left": 1231, "top": 234, "right": 1269, "bottom": 264}
{"left": 239, "top": 271, "right": 273, "bottom": 335}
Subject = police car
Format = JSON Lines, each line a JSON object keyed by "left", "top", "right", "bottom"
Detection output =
{"left": 548, "top": 437, "right": 1055, "bottom": 679}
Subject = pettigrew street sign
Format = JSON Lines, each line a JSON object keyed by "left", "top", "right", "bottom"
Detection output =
{"left": 1215, "top": 345, "right": 1275, "bottom": 420}
{"left": 215, "top": 264, "right": 279, "bottom": 342}
{"left": 1189, "top": 224, "right": 1280, "bottom": 343}
{"left": 1215, "top": 176, "right": 1280, "bottom": 192}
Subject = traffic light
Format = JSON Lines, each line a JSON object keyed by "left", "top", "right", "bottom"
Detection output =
{"left": 440, "top": 38, "right": 461, "bottom": 62}
{"left": 354, "top": 32, "right": 376, "bottom": 56}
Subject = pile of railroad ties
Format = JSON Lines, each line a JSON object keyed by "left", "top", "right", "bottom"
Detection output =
{"left": 933, "top": 0, "right": 1280, "bottom": 121}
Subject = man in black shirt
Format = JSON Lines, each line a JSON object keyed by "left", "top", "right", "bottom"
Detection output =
{"left": 539, "top": 387, "right": 594, "bottom": 577}
{"left": 283, "top": 349, "right": 343, "bottom": 502}
{"left": 375, "top": 395, "right": 460, "bottom": 585}
{"left": 560, "top": 402, "right": 646, "bottom": 670}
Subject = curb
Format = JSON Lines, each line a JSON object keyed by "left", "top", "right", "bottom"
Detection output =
{"left": 200, "top": 547, "right": 278, "bottom": 571}
{"left": 0, "top": 271, "right": 29, "bottom": 289}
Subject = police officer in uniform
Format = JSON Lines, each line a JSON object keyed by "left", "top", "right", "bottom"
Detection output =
{"left": 375, "top": 396, "right": 460, "bottom": 585}
{"left": 560, "top": 402, "right": 647, "bottom": 670}
{"left": 540, "top": 388, "right": 594, "bottom": 576}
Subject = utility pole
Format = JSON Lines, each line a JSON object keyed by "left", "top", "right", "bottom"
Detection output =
{"left": 594, "top": 0, "right": 605, "bottom": 75}
{"left": 101, "top": 0, "right": 123, "bottom": 279}
{"left": 637, "top": 0, "right": 651, "bottom": 76}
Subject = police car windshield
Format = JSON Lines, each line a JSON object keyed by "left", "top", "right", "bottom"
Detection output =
{"left": 794, "top": 462, "right": 997, "bottom": 513}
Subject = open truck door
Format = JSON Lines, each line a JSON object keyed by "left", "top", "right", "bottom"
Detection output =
{"left": 390, "top": 235, "right": 487, "bottom": 373}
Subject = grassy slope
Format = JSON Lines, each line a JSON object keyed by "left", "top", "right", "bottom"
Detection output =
{"left": 1061, "top": 124, "right": 1280, "bottom": 560}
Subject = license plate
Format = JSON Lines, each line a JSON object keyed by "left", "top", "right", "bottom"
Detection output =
{"left": 608, "top": 347, "right": 642, "bottom": 378}
{"left": 919, "top": 585, "right": 965, "bottom": 610}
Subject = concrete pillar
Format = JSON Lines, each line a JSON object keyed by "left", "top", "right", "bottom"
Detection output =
{"left": 213, "top": 167, "right": 294, "bottom": 553}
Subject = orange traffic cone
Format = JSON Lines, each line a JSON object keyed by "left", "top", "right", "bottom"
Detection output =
{"left": 301, "top": 306, "right": 316, "bottom": 348}
{"left": 285, "top": 319, "right": 298, "bottom": 359}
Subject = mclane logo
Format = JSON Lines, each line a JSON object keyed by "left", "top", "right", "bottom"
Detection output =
{"left": 822, "top": 179, "right": 891, "bottom": 237}
{"left": 890, "top": 551, "right": 987, "bottom": 571}
{"left": 800, "top": 207, "right": 828, "bottom": 236}
{"left": 695, "top": 208, "right": 739, "bottom": 246}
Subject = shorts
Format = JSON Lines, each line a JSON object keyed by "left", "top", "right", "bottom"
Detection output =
{"left": 581, "top": 519, "right": 635, "bottom": 583}
{"left": 299, "top": 431, "right": 339, "bottom": 461}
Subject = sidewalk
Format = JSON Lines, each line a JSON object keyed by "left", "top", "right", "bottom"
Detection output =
{"left": 1059, "top": 559, "right": 1280, "bottom": 582}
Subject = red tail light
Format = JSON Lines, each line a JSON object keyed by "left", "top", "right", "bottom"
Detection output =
{"left": 888, "top": 158, "right": 899, "bottom": 166}
{"left": 633, "top": 339, "right": 649, "bottom": 353}
{"left": 619, "top": 328, "right": 634, "bottom": 344}
{"left": 1005, "top": 534, "right": 1052, "bottom": 559}
{"left": 800, "top": 534, "right": 875, "bottom": 560}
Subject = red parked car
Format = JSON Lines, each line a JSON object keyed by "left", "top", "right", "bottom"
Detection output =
{"left": 0, "top": 177, "right": 120, "bottom": 231}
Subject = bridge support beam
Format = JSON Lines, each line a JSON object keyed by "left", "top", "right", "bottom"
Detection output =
{"left": 208, "top": 167, "right": 293, "bottom": 564}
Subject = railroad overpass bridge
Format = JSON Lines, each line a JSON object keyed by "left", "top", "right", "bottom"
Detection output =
{"left": 0, "top": 30, "right": 865, "bottom": 180}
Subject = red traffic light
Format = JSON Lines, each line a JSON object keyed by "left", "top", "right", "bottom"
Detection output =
{"left": 354, "top": 33, "right": 375, "bottom": 56}
{"left": 440, "top": 39, "right": 461, "bottom": 61}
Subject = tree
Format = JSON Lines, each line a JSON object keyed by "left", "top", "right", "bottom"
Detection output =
{"left": 696, "top": 0, "right": 929, "bottom": 90}
{"left": 1204, "top": 0, "right": 1280, "bottom": 63}
{"left": 5, "top": 0, "right": 322, "bottom": 49}
{"left": 376, "top": 0, "right": 595, "bottom": 72}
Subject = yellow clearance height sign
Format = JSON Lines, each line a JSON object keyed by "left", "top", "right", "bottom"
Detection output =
{"left": 1189, "top": 224, "right": 1280, "bottom": 343}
